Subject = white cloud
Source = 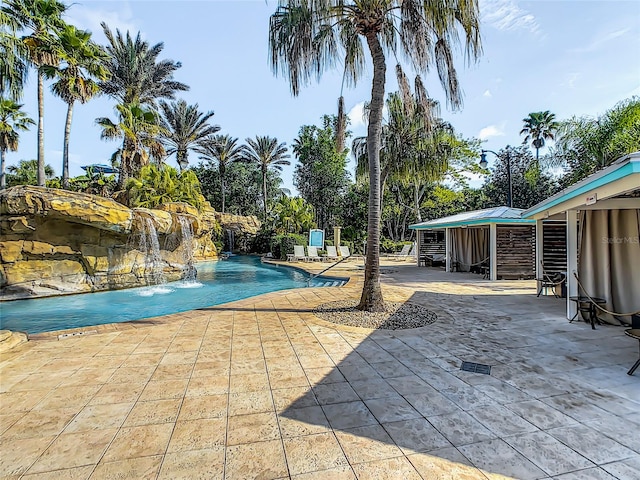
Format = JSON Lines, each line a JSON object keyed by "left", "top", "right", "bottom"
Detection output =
{"left": 569, "top": 27, "right": 631, "bottom": 54}
{"left": 480, "top": 0, "right": 540, "bottom": 35}
{"left": 478, "top": 124, "right": 506, "bottom": 140}
{"left": 65, "top": 3, "right": 137, "bottom": 42}
{"left": 483, "top": 90, "right": 492, "bottom": 98}
{"left": 561, "top": 72, "right": 581, "bottom": 89}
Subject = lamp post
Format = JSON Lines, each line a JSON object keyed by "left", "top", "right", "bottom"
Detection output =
{"left": 480, "top": 147, "right": 513, "bottom": 208}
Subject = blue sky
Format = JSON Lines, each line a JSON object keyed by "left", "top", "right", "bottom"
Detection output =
{"left": 9, "top": 0, "right": 640, "bottom": 193}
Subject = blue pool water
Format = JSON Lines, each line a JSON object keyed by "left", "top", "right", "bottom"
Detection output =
{"left": 0, "top": 256, "right": 345, "bottom": 334}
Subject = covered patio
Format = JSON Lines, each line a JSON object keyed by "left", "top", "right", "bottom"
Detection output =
{"left": 410, "top": 206, "right": 536, "bottom": 280}
{"left": 523, "top": 151, "right": 640, "bottom": 324}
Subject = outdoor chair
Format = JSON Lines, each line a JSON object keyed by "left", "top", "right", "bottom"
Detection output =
{"left": 389, "top": 244, "right": 412, "bottom": 258}
{"left": 338, "top": 245, "right": 351, "bottom": 257}
{"left": 537, "top": 264, "right": 566, "bottom": 297}
{"left": 306, "top": 246, "right": 323, "bottom": 261}
{"left": 324, "top": 245, "right": 340, "bottom": 261}
{"left": 288, "top": 245, "right": 308, "bottom": 262}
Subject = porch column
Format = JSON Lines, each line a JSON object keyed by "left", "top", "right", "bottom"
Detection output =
{"left": 490, "top": 224, "right": 497, "bottom": 280}
{"left": 566, "top": 210, "right": 578, "bottom": 319}
{"left": 535, "top": 219, "right": 544, "bottom": 282}
{"left": 415, "top": 230, "right": 421, "bottom": 266}
{"left": 445, "top": 227, "right": 451, "bottom": 273}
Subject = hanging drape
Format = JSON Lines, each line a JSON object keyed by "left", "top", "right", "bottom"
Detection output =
{"left": 578, "top": 209, "right": 640, "bottom": 325}
{"left": 451, "top": 227, "right": 489, "bottom": 272}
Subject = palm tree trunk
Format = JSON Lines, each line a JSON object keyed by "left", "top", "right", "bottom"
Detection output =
{"left": 358, "top": 32, "right": 386, "bottom": 312}
{"left": 414, "top": 183, "right": 422, "bottom": 223}
{"left": 62, "top": 101, "right": 74, "bottom": 189}
{"left": 117, "top": 138, "right": 129, "bottom": 190}
{"left": 37, "top": 69, "right": 45, "bottom": 187}
{"left": 1, "top": 149, "right": 6, "bottom": 190}
{"left": 262, "top": 165, "right": 268, "bottom": 221}
{"left": 220, "top": 163, "right": 226, "bottom": 213}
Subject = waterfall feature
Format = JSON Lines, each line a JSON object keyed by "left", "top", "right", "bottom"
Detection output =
{"left": 177, "top": 216, "right": 198, "bottom": 285}
{"left": 226, "top": 229, "right": 235, "bottom": 253}
{"left": 138, "top": 216, "right": 167, "bottom": 288}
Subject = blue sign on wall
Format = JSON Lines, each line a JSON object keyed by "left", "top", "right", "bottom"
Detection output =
{"left": 309, "top": 229, "right": 325, "bottom": 248}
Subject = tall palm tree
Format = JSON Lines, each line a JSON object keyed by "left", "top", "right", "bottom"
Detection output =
{"left": 195, "top": 134, "right": 243, "bottom": 213}
{"left": 0, "top": 10, "right": 29, "bottom": 100}
{"left": 96, "top": 102, "right": 166, "bottom": 189}
{"left": 158, "top": 100, "right": 219, "bottom": 172}
{"left": 520, "top": 110, "right": 559, "bottom": 159}
{"left": 269, "top": 0, "right": 481, "bottom": 311}
{"left": 0, "top": 98, "right": 35, "bottom": 188}
{"left": 49, "top": 24, "right": 110, "bottom": 189}
{"left": 241, "top": 135, "right": 290, "bottom": 221}
{"left": 1, "top": 0, "right": 67, "bottom": 186}
{"left": 5, "top": 158, "right": 53, "bottom": 186}
{"left": 99, "top": 23, "right": 188, "bottom": 107}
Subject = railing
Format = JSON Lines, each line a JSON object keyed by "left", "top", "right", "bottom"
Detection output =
{"left": 307, "top": 256, "right": 351, "bottom": 285}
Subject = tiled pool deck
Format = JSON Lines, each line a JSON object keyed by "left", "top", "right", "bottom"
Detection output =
{"left": 1, "top": 259, "right": 638, "bottom": 479}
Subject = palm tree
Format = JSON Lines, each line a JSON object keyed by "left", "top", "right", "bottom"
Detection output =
{"left": 241, "top": 135, "right": 290, "bottom": 221}
{"left": 195, "top": 134, "right": 243, "bottom": 213}
{"left": 99, "top": 23, "right": 188, "bottom": 107}
{"left": 158, "top": 100, "right": 219, "bottom": 172}
{"left": 96, "top": 102, "right": 166, "bottom": 189}
{"left": 272, "top": 196, "right": 315, "bottom": 234}
{"left": 0, "top": 10, "right": 29, "bottom": 99}
{"left": 1, "top": 0, "right": 67, "bottom": 186}
{"left": 520, "top": 111, "right": 559, "bottom": 159}
{"left": 269, "top": 0, "right": 481, "bottom": 311}
{"left": 0, "top": 98, "right": 35, "bottom": 188}
{"left": 6, "top": 158, "right": 53, "bottom": 186}
{"left": 48, "top": 24, "right": 110, "bottom": 189}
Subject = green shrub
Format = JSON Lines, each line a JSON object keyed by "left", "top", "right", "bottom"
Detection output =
{"left": 380, "top": 239, "right": 412, "bottom": 253}
{"left": 250, "top": 228, "right": 275, "bottom": 254}
{"left": 272, "top": 233, "right": 307, "bottom": 260}
{"left": 126, "top": 164, "right": 206, "bottom": 210}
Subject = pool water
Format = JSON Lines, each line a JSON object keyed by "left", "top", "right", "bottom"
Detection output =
{"left": 0, "top": 256, "right": 346, "bottom": 334}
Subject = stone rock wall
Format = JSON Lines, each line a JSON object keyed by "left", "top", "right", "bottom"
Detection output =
{"left": 0, "top": 186, "right": 260, "bottom": 299}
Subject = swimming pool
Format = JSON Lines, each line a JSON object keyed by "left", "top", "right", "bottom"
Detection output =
{"left": 0, "top": 256, "right": 346, "bottom": 334}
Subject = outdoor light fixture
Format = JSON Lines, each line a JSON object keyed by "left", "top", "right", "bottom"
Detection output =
{"left": 480, "top": 147, "right": 513, "bottom": 208}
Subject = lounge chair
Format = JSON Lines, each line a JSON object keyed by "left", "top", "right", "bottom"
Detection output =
{"left": 287, "top": 245, "right": 308, "bottom": 262}
{"left": 324, "top": 245, "right": 340, "bottom": 261}
{"left": 306, "top": 246, "right": 323, "bottom": 261}
{"left": 338, "top": 245, "right": 351, "bottom": 257}
{"left": 389, "top": 244, "right": 412, "bottom": 258}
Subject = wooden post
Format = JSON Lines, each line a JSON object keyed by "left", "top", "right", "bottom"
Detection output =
{"left": 536, "top": 219, "right": 544, "bottom": 289}
{"left": 490, "top": 224, "right": 497, "bottom": 280}
{"left": 445, "top": 227, "right": 451, "bottom": 273}
{"left": 566, "top": 210, "right": 578, "bottom": 319}
{"left": 415, "top": 230, "right": 421, "bottom": 266}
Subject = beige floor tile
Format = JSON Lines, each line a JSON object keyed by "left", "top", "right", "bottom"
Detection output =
{"left": 278, "top": 406, "right": 331, "bottom": 437}
{"left": 122, "top": 398, "right": 182, "bottom": 426}
{"left": 458, "top": 438, "right": 547, "bottom": 480}
{"left": 351, "top": 456, "right": 422, "bottom": 480}
{"left": 108, "top": 365, "right": 156, "bottom": 384}
{"left": 191, "top": 360, "right": 230, "bottom": 377}
{"left": 0, "top": 390, "right": 53, "bottom": 411}
{"left": 186, "top": 375, "right": 229, "bottom": 396}
{"left": 158, "top": 449, "right": 225, "bottom": 479}
{"left": 150, "top": 363, "right": 193, "bottom": 381}
{"left": 272, "top": 386, "right": 318, "bottom": 411}
{"left": 407, "top": 447, "right": 487, "bottom": 480}
{"left": 335, "top": 425, "right": 403, "bottom": 464}
{"left": 348, "top": 378, "right": 398, "bottom": 400}
{"left": 225, "top": 439, "right": 288, "bottom": 480}
{"left": 178, "top": 394, "right": 228, "bottom": 421}
{"left": 427, "top": 411, "right": 496, "bottom": 447}
{"left": 229, "top": 372, "right": 270, "bottom": 393}
{"left": 33, "top": 385, "right": 101, "bottom": 411}
{"left": 64, "top": 402, "right": 132, "bottom": 433}
{"left": 284, "top": 432, "right": 349, "bottom": 476}
{"left": 102, "top": 423, "right": 173, "bottom": 462}
{"left": 2, "top": 408, "right": 76, "bottom": 439}
{"left": 382, "top": 418, "right": 452, "bottom": 454}
{"left": 227, "top": 411, "right": 280, "bottom": 445}
{"left": 322, "top": 401, "right": 378, "bottom": 430}
{"left": 0, "top": 435, "right": 56, "bottom": 477}
{"left": 291, "top": 466, "right": 356, "bottom": 480}
{"left": 90, "top": 455, "right": 163, "bottom": 479}
{"left": 312, "top": 382, "right": 359, "bottom": 405}
{"left": 138, "top": 378, "right": 188, "bottom": 401}
{"left": 0, "top": 413, "right": 24, "bottom": 435}
{"left": 26, "top": 429, "right": 117, "bottom": 474}
{"left": 21, "top": 465, "right": 94, "bottom": 479}
{"left": 364, "top": 395, "right": 421, "bottom": 423}
{"left": 120, "top": 352, "right": 164, "bottom": 367}
{"left": 168, "top": 418, "right": 226, "bottom": 452}
{"left": 89, "top": 382, "right": 145, "bottom": 405}
{"left": 228, "top": 390, "right": 273, "bottom": 416}
{"left": 547, "top": 424, "right": 638, "bottom": 465}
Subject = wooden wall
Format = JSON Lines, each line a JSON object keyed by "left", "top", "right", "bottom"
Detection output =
{"left": 496, "top": 225, "right": 536, "bottom": 279}
{"left": 543, "top": 220, "right": 567, "bottom": 274}
{"left": 419, "top": 230, "right": 445, "bottom": 266}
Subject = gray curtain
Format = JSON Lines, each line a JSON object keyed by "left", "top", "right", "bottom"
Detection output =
{"left": 578, "top": 209, "right": 640, "bottom": 325}
{"left": 451, "top": 227, "right": 489, "bottom": 272}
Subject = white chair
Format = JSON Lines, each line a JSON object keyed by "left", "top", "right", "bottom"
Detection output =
{"left": 306, "top": 246, "right": 323, "bottom": 261}
{"left": 389, "top": 244, "right": 412, "bottom": 258}
{"left": 338, "top": 245, "right": 351, "bottom": 257}
{"left": 324, "top": 245, "right": 339, "bottom": 261}
{"left": 289, "top": 245, "right": 307, "bottom": 262}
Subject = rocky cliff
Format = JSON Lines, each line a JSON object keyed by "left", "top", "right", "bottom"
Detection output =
{"left": 0, "top": 186, "right": 260, "bottom": 299}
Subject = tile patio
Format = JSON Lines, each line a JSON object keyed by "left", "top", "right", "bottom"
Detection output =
{"left": 0, "top": 259, "right": 638, "bottom": 479}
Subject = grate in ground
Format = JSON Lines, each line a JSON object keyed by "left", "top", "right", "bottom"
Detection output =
{"left": 460, "top": 361, "right": 491, "bottom": 375}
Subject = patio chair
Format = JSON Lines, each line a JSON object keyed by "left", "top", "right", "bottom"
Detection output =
{"left": 389, "top": 244, "right": 412, "bottom": 258}
{"left": 306, "top": 246, "right": 323, "bottom": 261}
{"left": 288, "top": 245, "right": 307, "bottom": 262}
{"left": 338, "top": 245, "right": 351, "bottom": 257}
{"left": 537, "top": 264, "right": 566, "bottom": 297}
{"left": 324, "top": 245, "right": 340, "bottom": 261}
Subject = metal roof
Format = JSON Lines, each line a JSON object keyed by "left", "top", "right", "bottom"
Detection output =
{"left": 409, "top": 206, "right": 534, "bottom": 230}
{"left": 522, "top": 151, "right": 640, "bottom": 218}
